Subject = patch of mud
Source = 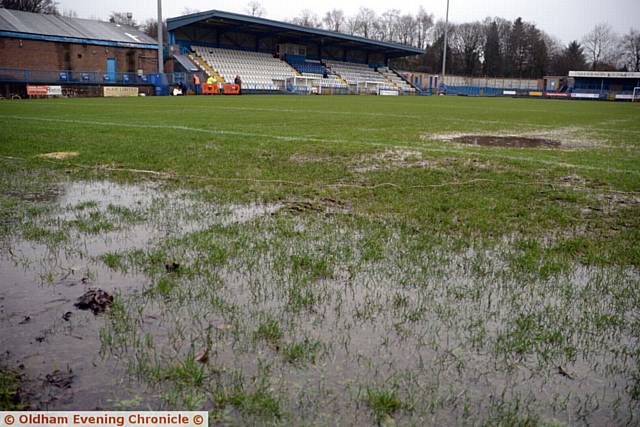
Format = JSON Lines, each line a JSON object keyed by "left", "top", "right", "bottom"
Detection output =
{"left": 289, "top": 153, "right": 334, "bottom": 164}
{"left": 450, "top": 135, "right": 561, "bottom": 148}
{"left": 557, "top": 174, "right": 640, "bottom": 216}
{"left": 221, "top": 203, "right": 282, "bottom": 225}
{"left": 559, "top": 174, "right": 604, "bottom": 188}
{"left": 594, "top": 192, "right": 640, "bottom": 214}
{"left": 279, "top": 198, "right": 351, "bottom": 215}
{"left": 74, "top": 289, "right": 113, "bottom": 314}
{"left": 425, "top": 127, "right": 605, "bottom": 149}
{"left": 353, "top": 149, "right": 434, "bottom": 173}
{"left": 38, "top": 152, "right": 79, "bottom": 160}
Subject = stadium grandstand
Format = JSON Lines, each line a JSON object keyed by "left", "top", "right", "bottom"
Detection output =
{"left": 568, "top": 71, "right": 640, "bottom": 101}
{"left": 167, "top": 9, "right": 421, "bottom": 94}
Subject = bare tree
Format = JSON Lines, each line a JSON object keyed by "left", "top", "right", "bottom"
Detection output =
{"left": 378, "top": 9, "right": 400, "bottom": 41}
{"left": 0, "top": 0, "right": 58, "bottom": 14}
{"left": 181, "top": 8, "right": 200, "bottom": 16}
{"left": 345, "top": 15, "right": 359, "bottom": 36}
{"left": 416, "top": 6, "right": 433, "bottom": 50}
{"left": 323, "top": 9, "right": 345, "bottom": 33}
{"left": 396, "top": 14, "right": 418, "bottom": 46}
{"left": 453, "top": 22, "right": 484, "bottom": 75}
{"left": 354, "top": 7, "right": 377, "bottom": 39}
{"left": 620, "top": 29, "right": 640, "bottom": 72}
{"left": 245, "top": 1, "right": 265, "bottom": 17}
{"left": 61, "top": 8, "right": 77, "bottom": 18}
{"left": 109, "top": 11, "right": 138, "bottom": 28}
{"left": 583, "top": 23, "right": 616, "bottom": 70}
{"left": 141, "top": 18, "right": 167, "bottom": 40}
{"left": 289, "top": 10, "right": 320, "bottom": 28}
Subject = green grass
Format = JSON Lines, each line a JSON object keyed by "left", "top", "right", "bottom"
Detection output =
{"left": 253, "top": 318, "right": 284, "bottom": 345}
{"left": 364, "top": 387, "right": 406, "bottom": 423}
{"left": 1, "top": 95, "right": 639, "bottom": 425}
{"left": 0, "top": 368, "right": 25, "bottom": 410}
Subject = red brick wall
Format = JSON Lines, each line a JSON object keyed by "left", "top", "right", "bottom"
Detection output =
{"left": 0, "top": 38, "right": 158, "bottom": 73}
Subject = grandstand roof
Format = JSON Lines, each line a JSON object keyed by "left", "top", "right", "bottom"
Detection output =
{"left": 0, "top": 9, "right": 157, "bottom": 49}
{"left": 167, "top": 10, "right": 424, "bottom": 58}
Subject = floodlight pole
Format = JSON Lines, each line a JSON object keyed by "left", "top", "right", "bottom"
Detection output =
{"left": 157, "top": 0, "right": 164, "bottom": 74}
{"left": 441, "top": 0, "right": 450, "bottom": 91}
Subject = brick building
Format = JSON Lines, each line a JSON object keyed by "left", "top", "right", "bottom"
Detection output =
{"left": 0, "top": 9, "right": 160, "bottom": 97}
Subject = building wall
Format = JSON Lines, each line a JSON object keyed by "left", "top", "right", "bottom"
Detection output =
{"left": 0, "top": 37, "right": 157, "bottom": 73}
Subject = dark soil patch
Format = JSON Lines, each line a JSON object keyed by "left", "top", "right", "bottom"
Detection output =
{"left": 45, "top": 369, "right": 74, "bottom": 389}
{"left": 74, "top": 289, "right": 113, "bottom": 314}
{"left": 452, "top": 135, "right": 561, "bottom": 148}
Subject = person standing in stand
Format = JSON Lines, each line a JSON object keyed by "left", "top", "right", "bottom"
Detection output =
{"left": 193, "top": 74, "right": 201, "bottom": 95}
{"left": 234, "top": 75, "right": 242, "bottom": 95}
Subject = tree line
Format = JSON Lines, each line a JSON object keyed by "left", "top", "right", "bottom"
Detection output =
{"left": 2, "top": 0, "right": 639, "bottom": 77}
{"left": 284, "top": 7, "right": 640, "bottom": 77}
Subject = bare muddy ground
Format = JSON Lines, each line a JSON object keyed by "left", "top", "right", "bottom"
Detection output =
{"left": 1, "top": 176, "right": 638, "bottom": 425}
{"left": 450, "top": 135, "right": 562, "bottom": 149}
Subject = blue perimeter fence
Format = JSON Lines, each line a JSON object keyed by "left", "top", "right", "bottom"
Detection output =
{"left": 0, "top": 67, "right": 188, "bottom": 87}
{"left": 0, "top": 67, "right": 634, "bottom": 100}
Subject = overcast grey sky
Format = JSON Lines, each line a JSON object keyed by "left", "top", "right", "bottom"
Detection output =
{"left": 57, "top": 0, "right": 639, "bottom": 44}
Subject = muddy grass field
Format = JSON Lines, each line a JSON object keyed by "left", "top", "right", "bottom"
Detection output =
{"left": 0, "top": 96, "right": 639, "bottom": 425}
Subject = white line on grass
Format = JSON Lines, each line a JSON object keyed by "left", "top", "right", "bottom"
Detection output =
{"left": 2, "top": 114, "right": 638, "bottom": 176}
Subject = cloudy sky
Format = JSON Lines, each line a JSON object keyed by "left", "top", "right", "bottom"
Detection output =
{"left": 58, "top": 0, "right": 639, "bottom": 43}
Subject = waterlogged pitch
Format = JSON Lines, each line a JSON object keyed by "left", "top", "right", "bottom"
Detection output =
{"left": 0, "top": 96, "right": 639, "bottom": 425}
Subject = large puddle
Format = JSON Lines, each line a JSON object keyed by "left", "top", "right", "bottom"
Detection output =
{"left": 1, "top": 178, "right": 638, "bottom": 425}
{"left": 0, "top": 179, "right": 280, "bottom": 410}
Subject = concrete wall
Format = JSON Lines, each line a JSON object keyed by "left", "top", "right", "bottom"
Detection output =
{"left": 399, "top": 71, "right": 541, "bottom": 90}
{"left": 0, "top": 37, "right": 158, "bottom": 73}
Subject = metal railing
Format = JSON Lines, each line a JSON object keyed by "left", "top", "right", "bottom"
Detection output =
{"left": 0, "top": 67, "right": 187, "bottom": 86}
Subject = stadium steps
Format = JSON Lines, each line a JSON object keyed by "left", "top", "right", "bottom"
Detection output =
{"left": 324, "top": 66, "right": 349, "bottom": 86}
{"left": 380, "top": 72, "right": 400, "bottom": 89}
{"left": 390, "top": 68, "right": 420, "bottom": 91}
{"left": 189, "top": 53, "right": 225, "bottom": 82}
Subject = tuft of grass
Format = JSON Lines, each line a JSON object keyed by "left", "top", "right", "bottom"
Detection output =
{"left": 70, "top": 211, "right": 116, "bottom": 234}
{"left": 290, "top": 254, "right": 332, "bottom": 280}
{"left": 253, "top": 318, "right": 283, "bottom": 345}
{"left": 160, "top": 358, "right": 206, "bottom": 387}
{"left": 21, "top": 223, "right": 67, "bottom": 244}
{"left": 281, "top": 338, "right": 321, "bottom": 365}
{"left": 364, "top": 387, "right": 405, "bottom": 422}
{"left": 226, "top": 389, "right": 281, "bottom": 419}
{"left": 153, "top": 276, "right": 178, "bottom": 297}
{"left": 71, "top": 200, "right": 98, "bottom": 211}
{"left": 101, "top": 252, "right": 125, "bottom": 271}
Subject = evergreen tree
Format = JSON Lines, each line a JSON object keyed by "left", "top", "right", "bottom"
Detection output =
{"left": 483, "top": 21, "right": 502, "bottom": 76}
{"left": 506, "top": 18, "right": 527, "bottom": 77}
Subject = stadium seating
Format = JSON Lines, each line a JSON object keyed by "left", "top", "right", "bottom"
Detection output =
{"left": 324, "top": 60, "right": 390, "bottom": 87}
{"left": 282, "top": 55, "right": 347, "bottom": 90}
{"left": 192, "top": 46, "right": 297, "bottom": 90}
{"left": 285, "top": 54, "right": 324, "bottom": 74}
